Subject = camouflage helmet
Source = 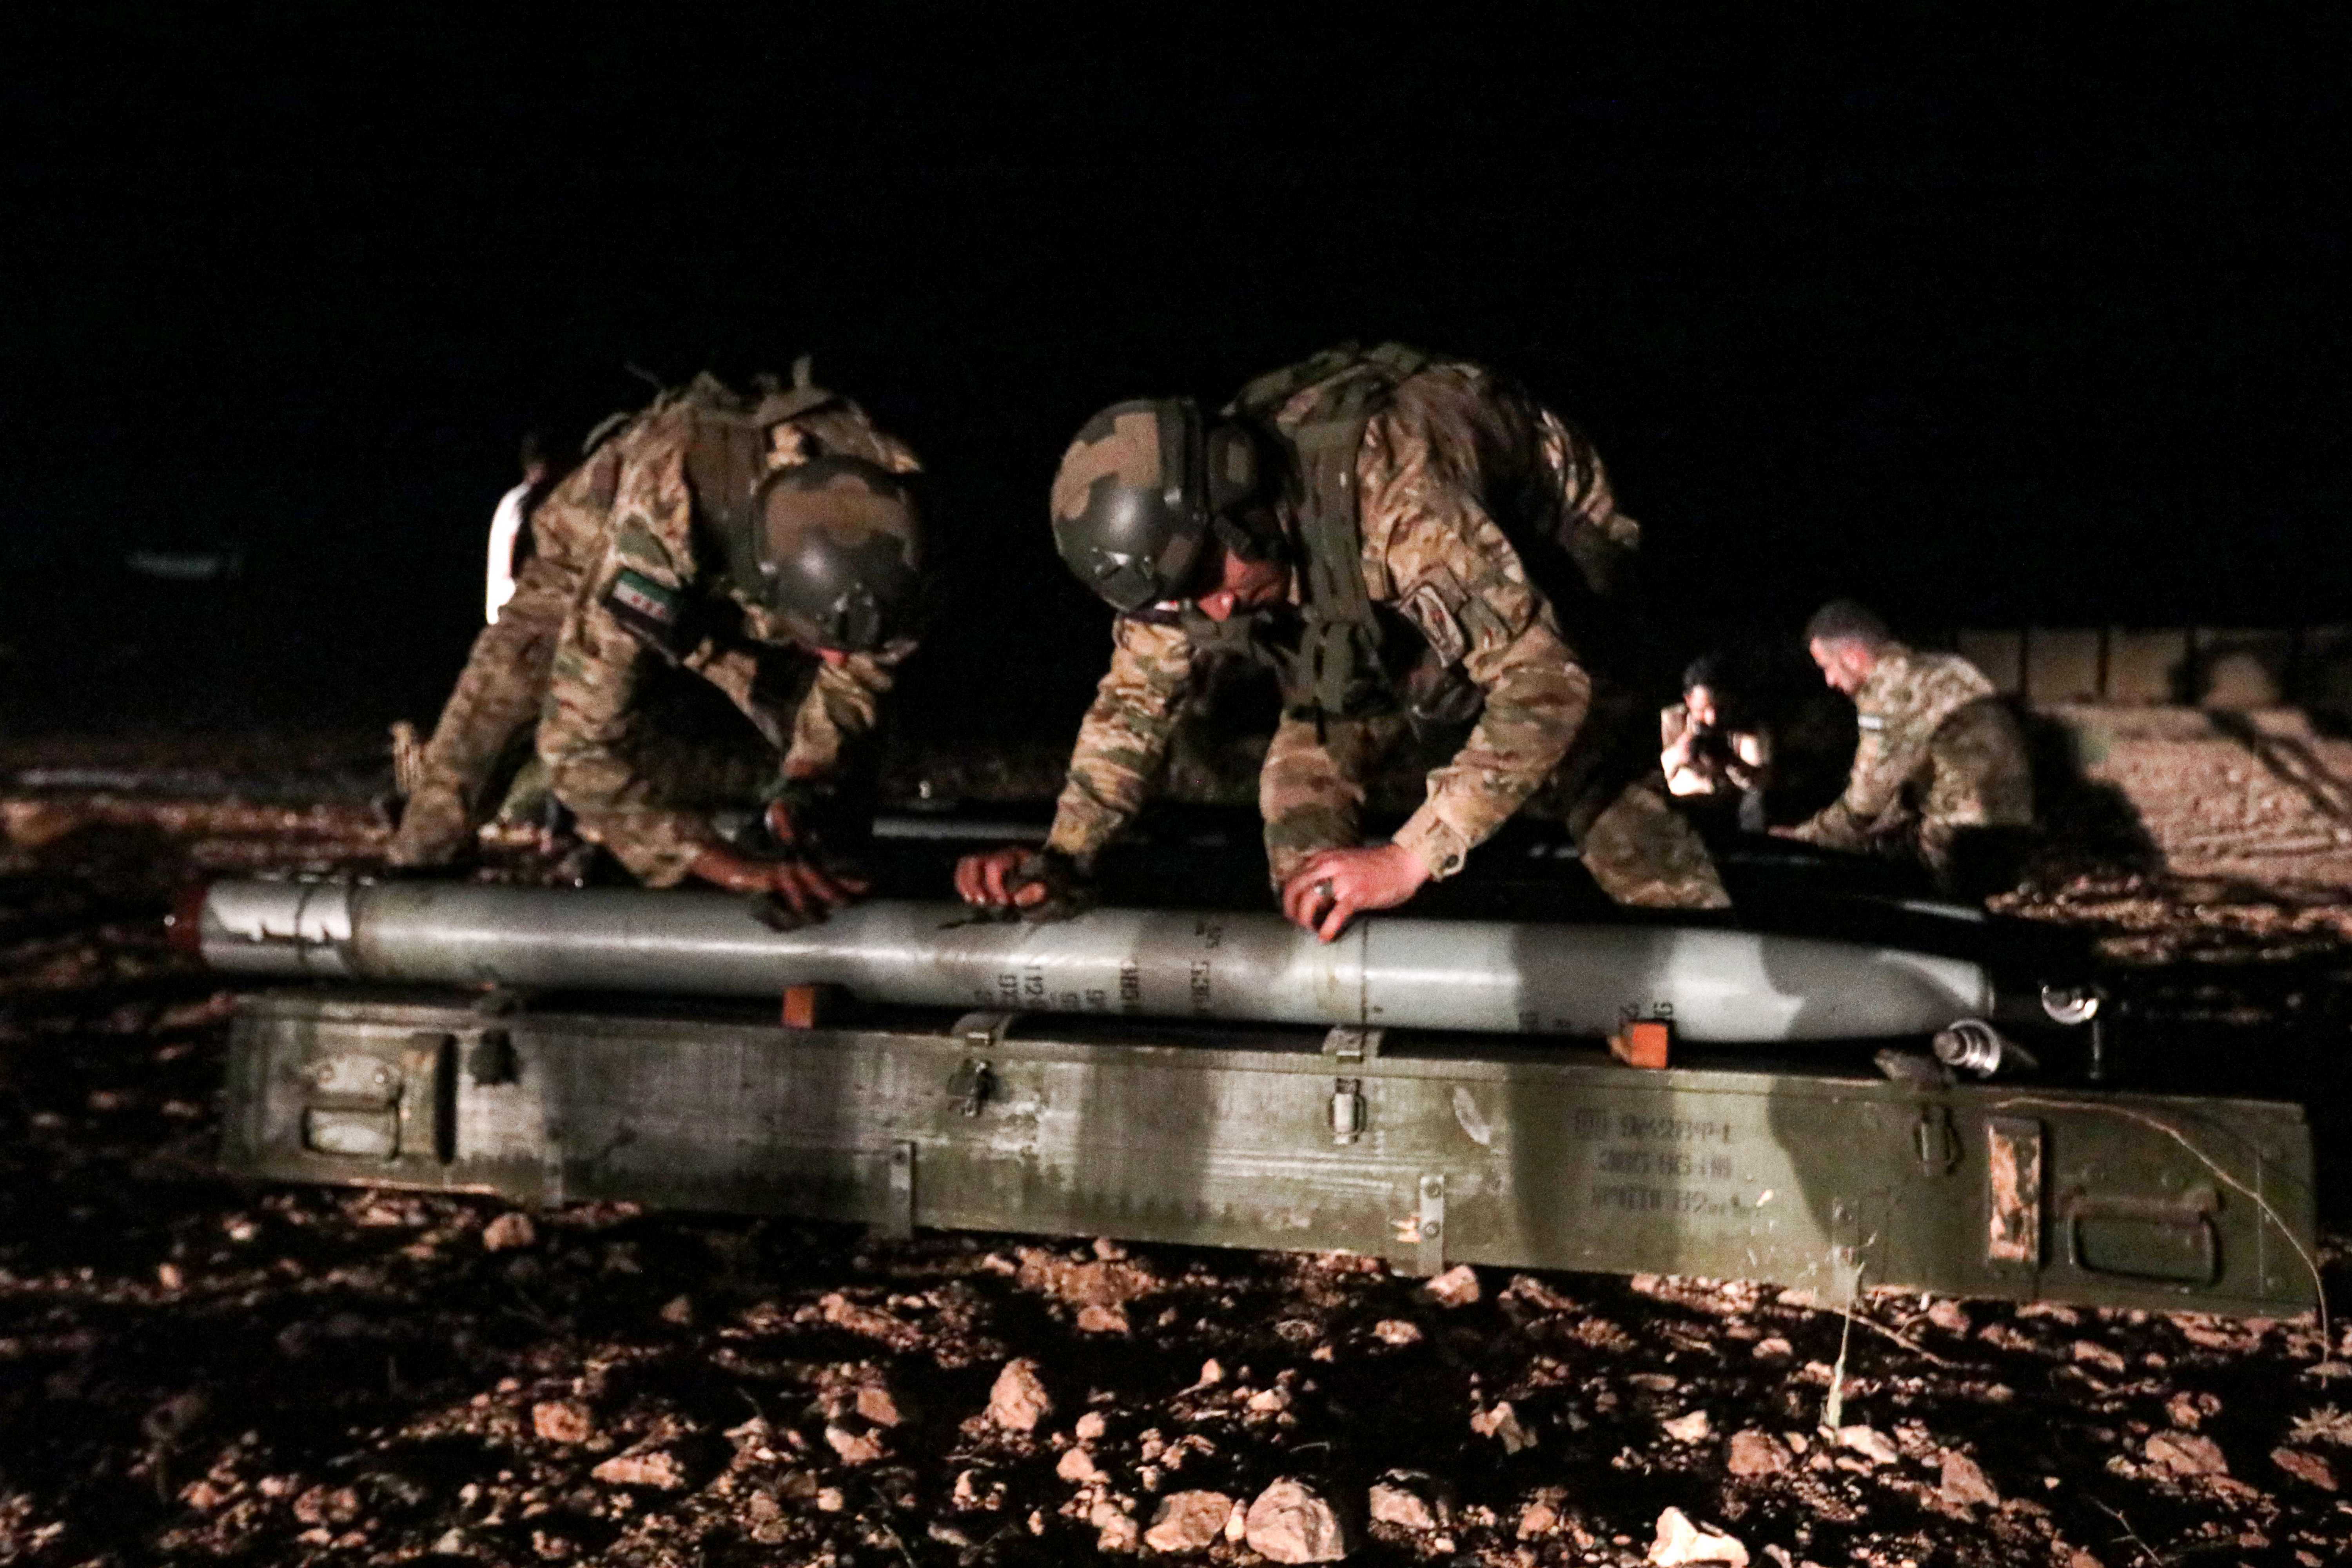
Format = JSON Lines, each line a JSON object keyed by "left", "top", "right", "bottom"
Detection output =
{"left": 748, "top": 456, "right": 925, "bottom": 652}
{"left": 1049, "top": 398, "right": 1264, "bottom": 612}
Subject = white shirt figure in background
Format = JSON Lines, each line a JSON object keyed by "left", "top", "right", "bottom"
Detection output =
{"left": 484, "top": 431, "right": 555, "bottom": 624}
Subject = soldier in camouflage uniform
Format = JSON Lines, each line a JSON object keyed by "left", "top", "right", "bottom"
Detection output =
{"left": 387, "top": 430, "right": 609, "bottom": 867}
{"left": 396, "top": 366, "right": 929, "bottom": 919}
{"left": 1777, "top": 600, "right": 2034, "bottom": 893}
{"left": 956, "top": 344, "right": 1728, "bottom": 936}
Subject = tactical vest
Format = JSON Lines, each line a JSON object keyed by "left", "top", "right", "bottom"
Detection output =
{"left": 1174, "top": 343, "right": 1441, "bottom": 726}
{"left": 581, "top": 365, "right": 848, "bottom": 595}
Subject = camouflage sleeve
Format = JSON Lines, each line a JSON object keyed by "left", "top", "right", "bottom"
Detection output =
{"left": 782, "top": 641, "right": 909, "bottom": 783}
{"left": 536, "top": 436, "right": 723, "bottom": 888}
{"left": 1259, "top": 713, "right": 1396, "bottom": 887}
{"left": 1361, "top": 407, "right": 1592, "bottom": 880}
{"left": 1042, "top": 616, "right": 1198, "bottom": 867}
{"left": 1787, "top": 722, "right": 1906, "bottom": 851}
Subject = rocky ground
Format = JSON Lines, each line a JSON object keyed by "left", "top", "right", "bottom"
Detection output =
{"left": 2, "top": 724, "right": 2352, "bottom": 1566}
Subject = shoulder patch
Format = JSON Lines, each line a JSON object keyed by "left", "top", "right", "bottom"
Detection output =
{"left": 1855, "top": 714, "right": 1886, "bottom": 732}
{"left": 1400, "top": 579, "right": 1468, "bottom": 667}
{"left": 615, "top": 518, "right": 675, "bottom": 571}
{"left": 604, "top": 568, "right": 686, "bottom": 657}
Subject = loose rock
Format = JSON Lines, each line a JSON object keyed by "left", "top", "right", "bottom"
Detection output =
{"left": 2172, "top": 1390, "right": 2223, "bottom": 1428}
{"left": 481, "top": 1212, "right": 536, "bottom": 1252}
{"left": 1422, "top": 1265, "right": 1481, "bottom": 1307}
{"left": 987, "top": 1358, "right": 1053, "bottom": 1432}
{"left": 1244, "top": 1478, "right": 1354, "bottom": 1563}
{"left": 1144, "top": 1490, "right": 1234, "bottom": 1553}
{"left": 1079, "top": 1303, "right": 1131, "bottom": 1334}
{"left": 1057, "top": 1446, "right": 1105, "bottom": 1485}
{"left": 1470, "top": 1401, "right": 1537, "bottom": 1453}
{"left": 1368, "top": 1478, "right": 1441, "bottom": 1532}
{"left": 1834, "top": 1425, "right": 1899, "bottom": 1466}
{"left": 1016, "top": 1245, "right": 1158, "bottom": 1307}
{"left": 1097, "top": 1511, "right": 1142, "bottom": 1553}
{"left": 817, "top": 1291, "right": 922, "bottom": 1350}
{"left": 1468, "top": 1401, "right": 1543, "bottom": 1457}
{"left": 2272, "top": 1446, "right": 2337, "bottom": 1491}
{"left": 531, "top": 1401, "right": 593, "bottom": 1444}
{"left": 825, "top": 1423, "right": 885, "bottom": 1466}
{"left": 291, "top": 1486, "right": 360, "bottom": 1527}
{"left": 1925, "top": 1299, "right": 1971, "bottom": 1334}
{"left": 2145, "top": 1430, "right": 2229, "bottom": 1479}
{"left": 1938, "top": 1450, "right": 1999, "bottom": 1508}
{"left": 1663, "top": 1409, "right": 1713, "bottom": 1443}
{"left": 590, "top": 1451, "right": 684, "bottom": 1490}
{"left": 1726, "top": 1430, "right": 1789, "bottom": 1478}
{"left": 1516, "top": 1490, "right": 1564, "bottom": 1537}
{"left": 2069, "top": 1339, "right": 2127, "bottom": 1375}
{"left": 1370, "top": 1319, "right": 1423, "bottom": 1347}
{"left": 1648, "top": 1506, "right": 1748, "bottom": 1566}
{"left": 855, "top": 1383, "right": 903, "bottom": 1428}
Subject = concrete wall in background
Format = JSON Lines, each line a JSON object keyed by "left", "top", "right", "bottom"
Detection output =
{"left": 1955, "top": 627, "right": 2352, "bottom": 713}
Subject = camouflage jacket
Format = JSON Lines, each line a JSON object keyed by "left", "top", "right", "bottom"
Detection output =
{"left": 1786, "top": 646, "right": 2000, "bottom": 851}
{"left": 537, "top": 383, "right": 922, "bottom": 886}
{"left": 1046, "top": 359, "right": 1631, "bottom": 880}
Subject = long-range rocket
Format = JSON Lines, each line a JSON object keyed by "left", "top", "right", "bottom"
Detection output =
{"left": 193, "top": 880, "right": 2002, "bottom": 1043}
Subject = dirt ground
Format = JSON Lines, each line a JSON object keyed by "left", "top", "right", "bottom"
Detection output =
{"left": 3, "top": 722, "right": 2352, "bottom": 1567}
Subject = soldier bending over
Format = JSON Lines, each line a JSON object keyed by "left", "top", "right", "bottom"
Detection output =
{"left": 395, "top": 367, "right": 929, "bottom": 920}
{"left": 957, "top": 343, "right": 1728, "bottom": 937}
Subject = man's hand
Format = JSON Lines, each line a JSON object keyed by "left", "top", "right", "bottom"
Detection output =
{"left": 955, "top": 846, "right": 1049, "bottom": 911}
{"left": 1279, "top": 842, "right": 1432, "bottom": 942}
{"left": 953, "top": 846, "right": 1093, "bottom": 920}
{"left": 689, "top": 845, "right": 868, "bottom": 923}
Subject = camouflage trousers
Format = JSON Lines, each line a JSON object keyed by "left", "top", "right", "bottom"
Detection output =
{"left": 387, "top": 559, "right": 575, "bottom": 866}
{"left": 1259, "top": 683, "right": 1731, "bottom": 910}
{"left": 1872, "top": 698, "right": 2036, "bottom": 893}
{"left": 390, "top": 587, "right": 801, "bottom": 869}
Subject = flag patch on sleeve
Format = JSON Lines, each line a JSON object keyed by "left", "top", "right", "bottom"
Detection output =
{"left": 604, "top": 568, "right": 685, "bottom": 655}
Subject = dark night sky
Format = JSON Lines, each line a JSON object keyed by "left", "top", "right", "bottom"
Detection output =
{"left": 2, "top": 11, "right": 2346, "bottom": 735}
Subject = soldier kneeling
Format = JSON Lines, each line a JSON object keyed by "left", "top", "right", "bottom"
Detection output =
{"left": 1774, "top": 600, "right": 2035, "bottom": 899}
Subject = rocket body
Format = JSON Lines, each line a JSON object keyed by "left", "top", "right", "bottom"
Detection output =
{"left": 197, "top": 881, "right": 1994, "bottom": 1044}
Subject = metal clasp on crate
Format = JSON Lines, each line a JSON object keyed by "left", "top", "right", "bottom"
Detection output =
{"left": 946, "top": 1013, "right": 1014, "bottom": 1116}
{"left": 1323, "top": 1028, "right": 1381, "bottom": 1144}
{"left": 1330, "top": 1079, "right": 1365, "bottom": 1144}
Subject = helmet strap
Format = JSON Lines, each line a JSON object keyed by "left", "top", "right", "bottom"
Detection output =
{"left": 1211, "top": 509, "right": 1286, "bottom": 566}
